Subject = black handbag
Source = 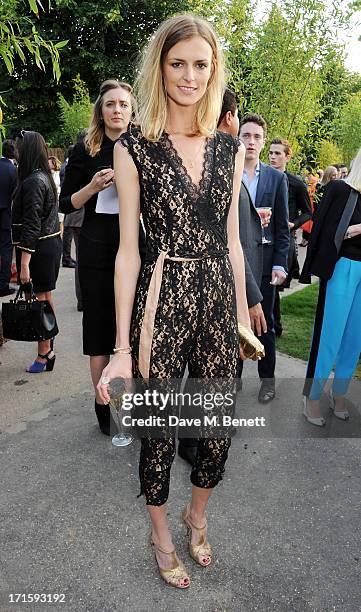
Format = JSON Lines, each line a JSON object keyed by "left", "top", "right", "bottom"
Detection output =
{"left": 2, "top": 283, "right": 59, "bottom": 342}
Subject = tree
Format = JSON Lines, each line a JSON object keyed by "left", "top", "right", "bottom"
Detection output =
{"left": 51, "top": 75, "right": 92, "bottom": 147}
{"left": 317, "top": 140, "right": 343, "bottom": 169}
{"left": 0, "top": 0, "right": 191, "bottom": 139}
{"left": 335, "top": 93, "right": 361, "bottom": 164}
{"left": 1, "top": 0, "right": 359, "bottom": 160}
{"left": 227, "top": 0, "right": 356, "bottom": 170}
{"left": 0, "top": 0, "right": 66, "bottom": 81}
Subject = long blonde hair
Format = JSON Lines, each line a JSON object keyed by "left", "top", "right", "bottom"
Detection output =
{"left": 321, "top": 165, "right": 337, "bottom": 186}
{"left": 135, "top": 14, "right": 225, "bottom": 141}
{"left": 85, "top": 79, "right": 134, "bottom": 157}
{"left": 345, "top": 148, "right": 361, "bottom": 192}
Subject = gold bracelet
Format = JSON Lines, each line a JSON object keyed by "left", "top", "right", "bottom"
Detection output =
{"left": 113, "top": 346, "right": 132, "bottom": 354}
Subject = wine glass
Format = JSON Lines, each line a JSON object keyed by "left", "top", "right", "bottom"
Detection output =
{"left": 257, "top": 207, "right": 272, "bottom": 244}
{"left": 109, "top": 378, "right": 133, "bottom": 447}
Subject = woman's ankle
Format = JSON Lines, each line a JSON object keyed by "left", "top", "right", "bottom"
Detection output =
{"left": 188, "top": 507, "right": 206, "bottom": 528}
{"left": 151, "top": 528, "right": 173, "bottom": 551}
{"left": 307, "top": 398, "right": 321, "bottom": 416}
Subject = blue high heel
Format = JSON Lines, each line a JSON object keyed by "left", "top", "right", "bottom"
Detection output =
{"left": 26, "top": 350, "right": 56, "bottom": 373}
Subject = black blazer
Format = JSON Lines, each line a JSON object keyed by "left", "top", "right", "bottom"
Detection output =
{"left": 285, "top": 171, "right": 312, "bottom": 230}
{"left": 239, "top": 181, "right": 263, "bottom": 307}
{"left": 0, "top": 157, "right": 17, "bottom": 209}
{"left": 300, "top": 180, "right": 360, "bottom": 283}
{"left": 12, "top": 171, "right": 60, "bottom": 253}
{"left": 256, "top": 162, "right": 290, "bottom": 274}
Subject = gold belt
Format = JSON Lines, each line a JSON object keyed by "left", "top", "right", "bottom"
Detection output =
{"left": 138, "top": 250, "right": 226, "bottom": 379}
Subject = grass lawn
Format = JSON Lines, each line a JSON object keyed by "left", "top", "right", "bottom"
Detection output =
{"left": 276, "top": 283, "right": 361, "bottom": 378}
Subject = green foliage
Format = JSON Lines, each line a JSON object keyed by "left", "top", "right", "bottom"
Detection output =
{"left": 221, "top": 0, "right": 360, "bottom": 171}
{"left": 276, "top": 283, "right": 319, "bottom": 362}
{"left": 0, "top": 0, "right": 67, "bottom": 82}
{"left": 50, "top": 75, "right": 92, "bottom": 147}
{"left": 317, "top": 140, "right": 343, "bottom": 169}
{"left": 277, "top": 282, "right": 361, "bottom": 377}
{"left": 0, "top": 0, "right": 359, "bottom": 166}
{"left": 0, "top": 0, "right": 191, "bottom": 137}
{"left": 335, "top": 93, "right": 361, "bottom": 164}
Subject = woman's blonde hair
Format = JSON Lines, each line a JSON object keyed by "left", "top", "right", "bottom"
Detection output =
{"left": 85, "top": 79, "right": 134, "bottom": 157}
{"left": 48, "top": 156, "right": 61, "bottom": 171}
{"left": 135, "top": 14, "right": 225, "bottom": 141}
{"left": 345, "top": 148, "right": 361, "bottom": 192}
{"left": 321, "top": 165, "right": 337, "bottom": 186}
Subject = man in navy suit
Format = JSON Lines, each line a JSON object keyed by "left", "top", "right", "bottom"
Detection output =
{"left": 239, "top": 114, "right": 289, "bottom": 403}
{"left": 0, "top": 140, "right": 17, "bottom": 297}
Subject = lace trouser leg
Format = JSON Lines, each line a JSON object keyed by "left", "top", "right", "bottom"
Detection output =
{"left": 139, "top": 438, "right": 176, "bottom": 507}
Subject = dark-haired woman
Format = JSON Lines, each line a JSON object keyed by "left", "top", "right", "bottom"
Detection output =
{"left": 60, "top": 79, "right": 145, "bottom": 435}
{"left": 12, "top": 131, "right": 62, "bottom": 372}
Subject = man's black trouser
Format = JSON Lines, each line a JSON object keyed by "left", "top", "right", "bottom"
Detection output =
{"left": 0, "top": 208, "right": 12, "bottom": 290}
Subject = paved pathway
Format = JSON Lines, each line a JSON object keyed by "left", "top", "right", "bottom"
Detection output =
{"left": 0, "top": 258, "right": 360, "bottom": 612}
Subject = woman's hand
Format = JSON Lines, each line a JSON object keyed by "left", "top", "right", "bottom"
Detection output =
{"left": 239, "top": 347, "right": 247, "bottom": 361}
{"left": 90, "top": 169, "right": 115, "bottom": 194}
{"left": 20, "top": 263, "right": 31, "bottom": 285}
{"left": 97, "top": 353, "right": 133, "bottom": 404}
{"left": 345, "top": 223, "right": 361, "bottom": 239}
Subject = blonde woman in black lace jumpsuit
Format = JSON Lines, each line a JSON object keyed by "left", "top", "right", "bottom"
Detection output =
{"left": 98, "top": 14, "right": 251, "bottom": 588}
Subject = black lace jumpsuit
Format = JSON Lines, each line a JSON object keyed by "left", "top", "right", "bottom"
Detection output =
{"left": 119, "top": 127, "right": 240, "bottom": 506}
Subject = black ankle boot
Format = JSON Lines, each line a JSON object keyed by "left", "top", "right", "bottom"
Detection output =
{"left": 94, "top": 400, "right": 113, "bottom": 436}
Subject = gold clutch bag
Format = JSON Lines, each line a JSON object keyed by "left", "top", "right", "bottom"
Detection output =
{"left": 238, "top": 323, "right": 265, "bottom": 361}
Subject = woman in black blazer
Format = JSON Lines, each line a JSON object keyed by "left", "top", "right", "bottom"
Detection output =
{"left": 300, "top": 149, "right": 361, "bottom": 426}
{"left": 60, "top": 79, "right": 145, "bottom": 436}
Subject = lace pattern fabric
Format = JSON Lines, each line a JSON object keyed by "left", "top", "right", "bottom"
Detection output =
{"left": 119, "top": 126, "right": 240, "bottom": 506}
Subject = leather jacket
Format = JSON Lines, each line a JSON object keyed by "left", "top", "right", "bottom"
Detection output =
{"left": 12, "top": 170, "right": 60, "bottom": 253}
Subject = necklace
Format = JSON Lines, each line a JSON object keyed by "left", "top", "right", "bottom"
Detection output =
{"left": 170, "top": 135, "right": 205, "bottom": 170}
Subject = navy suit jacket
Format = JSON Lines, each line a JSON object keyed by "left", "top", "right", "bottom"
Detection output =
{"left": 0, "top": 157, "right": 17, "bottom": 210}
{"left": 239, "top": 181, "right": 263, "bottom": 307}
{"left": 255, "top": 162, "right": 290, "bottom": 274}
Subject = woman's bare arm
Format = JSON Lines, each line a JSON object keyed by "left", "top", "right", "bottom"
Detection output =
{"left": 97, "top": 142, "right": 141, "bottom": 401}
{"left": 113, "top": 143, "right": 141, "bottom": 348}
{"left": 71, "top": 169, "right": 115, "bottom": 209}
{"left": 227, "top": 142, "right": 251, "bottom": 330}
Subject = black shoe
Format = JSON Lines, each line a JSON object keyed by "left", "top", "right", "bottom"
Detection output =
{"left": 275, "top": 326, "right": 283, "bottom": 338}
{"left": 77, "top": 304, "right": 83, "bottom": 312}
{"left": 0, "top": 287, "right": 15, "bottom": 297}
{"left": 63, "top": 260, "right": 76, "bottom": 268}
{"left": 258, "top": 380, "right": 276, "bottom": 404}
{"left": 94, "top": 400, "right": 116, "bottom": 436}
{"left": 178, "top": 442, "right": 197, "bottom": 466}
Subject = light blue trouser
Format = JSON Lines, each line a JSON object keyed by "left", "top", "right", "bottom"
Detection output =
{"left": 309, "top": 257, "right": 361, "bottom": 400}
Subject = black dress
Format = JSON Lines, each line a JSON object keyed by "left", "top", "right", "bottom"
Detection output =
{"left": 60, "top": 134, "right": 145, "bottom": 356}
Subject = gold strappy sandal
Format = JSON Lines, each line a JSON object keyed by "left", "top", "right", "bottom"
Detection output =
{"left": 181, "top": 505, "right": 212, "bottom": 567}
{"left": 150, "top": 538, "right": 190, "bottom": 589}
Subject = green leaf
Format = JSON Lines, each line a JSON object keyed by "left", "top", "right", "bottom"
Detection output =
{"left": 28, "top": 0, "right": 40, "bottom": 15}
{"left": 54, "top": 40, "right": 68, "bottom": 49}
{"left": 23, "top": 37, "right": 35, "bottom": 53}
{"left": 12, "top": 38, "right": 26, "bottom": 62}
{"left": 0, "top": 49, "right": 14, "bottom": 74}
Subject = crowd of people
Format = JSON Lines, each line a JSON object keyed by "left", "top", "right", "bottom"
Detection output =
{"left": 1, "top": 12, "right": 361, "bottom": 590}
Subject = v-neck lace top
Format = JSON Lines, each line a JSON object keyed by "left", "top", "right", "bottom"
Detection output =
{"left": 118, "top": 125, "right": 239, "bottom": 260}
